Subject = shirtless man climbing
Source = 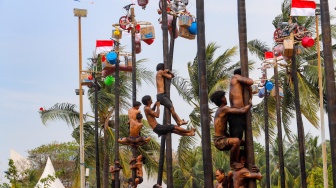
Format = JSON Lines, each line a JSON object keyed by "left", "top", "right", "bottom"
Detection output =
{"left": 229, "top": 68, "right": 254, "bottom": 108}
{"left": 210, "top": 90, "right": 251, "bottom": 166}
{"left": 156, "top": 63, "right": 188, "bottom": 126}
{"left": 227, "top": 150, "right": 262, "bottom": 188}
{"left": 141, "top": 95, "right": 195, "bottom": 137}
{"left": 118, "top": 113, "right": 150, "bottom": 145}
{"left": 228, "top": 68, "right": 254, "bottom": 140}
{"left": 130, "top": 155, "right": 145, "bottom": 188}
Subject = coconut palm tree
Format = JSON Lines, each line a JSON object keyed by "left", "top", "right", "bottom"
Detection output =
{"left": 269, "top": 136, "right": 301, "bottom": 188}
{"left": 39, "top": 59, "right": 161, "bottom": 187}
{"left": 173, "top": 146, "right": 205, "bottom": 188}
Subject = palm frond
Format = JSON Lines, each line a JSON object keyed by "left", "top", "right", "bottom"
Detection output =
{"left": 40, "top": 103, "right": 80, "bottom": 128}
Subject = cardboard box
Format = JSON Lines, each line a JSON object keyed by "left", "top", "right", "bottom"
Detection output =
{"left": 283, "top": 37, "right": 293, "bottom": 57}
{"left": 140, "top": 26, "right": 155, "bottom": 40}
{"left": 251, "top": 85, "right": 259, "bottom": 94}
{"left": 178, "top": 26, "right": 195, "bottom": 40}
{"left": 178, "top": 14, "right": 192, "bottom": 27}
{"left": 112, "top": 29, "right": 122, "bottom": 39}
{"left": 81, "top": 73, "right": 93, "bottom": 86}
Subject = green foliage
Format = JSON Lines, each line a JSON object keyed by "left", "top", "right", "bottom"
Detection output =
{"left": 0, "top": 183, "right": 10, "bottom": 188}
{"left": 0, "top": 142, "right": 84, "bottom": 188}
{"left": 28, "top": 141, "right": 78, "bottom": 187}
{"left": 307, "top": 167, "right": 324, "bottom": 188}
{"left": 4, "top": 159, "right": 20, "bottom": 188}
{"left": 1, "top": 159, "right": 38, "bottom": 188}
{"left": 36, "top": 175, "right": 56, "bottom": 188}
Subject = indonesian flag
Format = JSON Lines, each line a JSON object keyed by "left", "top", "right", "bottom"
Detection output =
{"left": 290, "top": 0, "right": 316, "bottom": 16}
{"left": 95, "top": 40, "right": 114, "bottom": 55}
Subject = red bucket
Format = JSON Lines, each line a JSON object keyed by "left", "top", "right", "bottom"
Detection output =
{"left": 302, "top": 36, "right": 314, "bottom": 48}
{"left": 264, "top": 51, "right": 273, "bottom": 59}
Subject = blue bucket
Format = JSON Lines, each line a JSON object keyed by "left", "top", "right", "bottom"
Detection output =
{"left": 106, "top": 52, "right": 117, "bottom": 65}
{"left": 188, "top": 21, "right": 197, "bottom": 35}
{"left": 265, "top": 81, "right": 274, "bottom": 91}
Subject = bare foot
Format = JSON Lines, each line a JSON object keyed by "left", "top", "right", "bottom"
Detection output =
{"left": 118, "top": 138, "right": 124, "bottom": 143}
{"left": 177, "top": 119, "right": 189, "bottom": 126}
{"left": 188, "top": 128, "right": 196, "bottom": 136}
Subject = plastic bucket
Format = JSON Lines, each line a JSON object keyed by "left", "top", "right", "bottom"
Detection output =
{"left": 143, "top": 38, "right": 154, "bottom": 45}
{"left": 302, "top": 36, "right": 314, "bottom": 48}
{"left": 104, "top": 75, "right": 115, "bottom": 85}
{"left": 188, "top": 21, "right": 197, "bottom": 35}
{"left": 106, "top": 52, "right": 117, "bottom": 65}
{"left": 265, "top": 81, "right": 274, "bottom": 91}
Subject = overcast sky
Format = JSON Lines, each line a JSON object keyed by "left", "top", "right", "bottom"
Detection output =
{"left": 1, "top": 0, "right": 335, "bottom": 184}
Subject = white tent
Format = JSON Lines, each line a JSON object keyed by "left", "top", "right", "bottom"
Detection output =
{"left": 10, "top": 149, "right": 31, "bottom": 179}
{"left": 35, "top": 157, "right": 65, "bottom": 188}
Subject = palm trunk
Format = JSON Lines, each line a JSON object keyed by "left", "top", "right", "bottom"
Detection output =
{"left": 196, "top": 0, "right": 213, "bottom": 187}
{"left": 237, "top": 0, "right": 256, "bottom": 187}
{"left": 264, "top": 72, "right": 270, "bottom": 188}
{"left": 157, "top": 135, "right": 166, "bottom": 185}
{"left": 320, "top": 0, "right": 336, "bottom": 186}
{"left": 164, "top": 16, "right": 177, "bottom": 188}
{"left": 131, "top": 7, "right": 136, "bottom": 104}
{"left": 103, "top": 129, "right": 109, "bottom": 188}
{"left": 157, "top": 0, "right": 169, "bottom": 185}
{"left": 291, "top": 48, "right": 307, "bottom": 188}
{"left": 114, "top": 55, "right": 121, "bottom": 188}
{"left": 94, "top": 74, "right": 101, "bottom": 188}
{"left": 130, "top": 7, "right": 138, "bottom": 187}
{"left": 274, "top": 61, "right": 285, "bottom": 188}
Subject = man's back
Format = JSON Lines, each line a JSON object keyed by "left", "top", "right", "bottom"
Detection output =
{"left": 229, "top": 75, "right": 245, "bottom": 108}
{"left": 128, "top": 108, "right": 140, "bottom": 121}
{"left": 214, "top": 106, "right": 229, "bottom": 136}
{"left": 129, "top": 119, "right": 143, "bottom": 137}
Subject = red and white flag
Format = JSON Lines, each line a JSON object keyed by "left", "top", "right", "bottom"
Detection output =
{"left": 290, "top": 0, "right": 316, "bottom": 16}
{"left": 95, "top": 40, "right": 114, "bottom": 55}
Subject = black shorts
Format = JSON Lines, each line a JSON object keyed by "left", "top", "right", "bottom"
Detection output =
{"left": 228, "top": 114, "right": 246, "bottom": 140}
{"left": 111, "top": 179, "right": 115, "bottom": 188}
{"left": 153, "top": 124, "right": 175, "bottom": 136}
{"left": 157, "top": 93, "right": 173, "bottom": 109}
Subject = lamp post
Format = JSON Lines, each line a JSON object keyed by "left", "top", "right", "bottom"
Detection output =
{"left": 315, "top": 4, "right": 328, "bottom": 188}
{"left": 73, "top": 8, "right": 87, "bottom": 188}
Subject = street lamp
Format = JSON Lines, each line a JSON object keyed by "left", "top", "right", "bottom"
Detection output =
{"left": 75, "top": 89, "right": 85, "bottom": 95}
{"left": 315, "top": 4, "right": 328, "bottom": 188}
{"left": 74, "top": 8, "right": 87, "bottom": 188}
